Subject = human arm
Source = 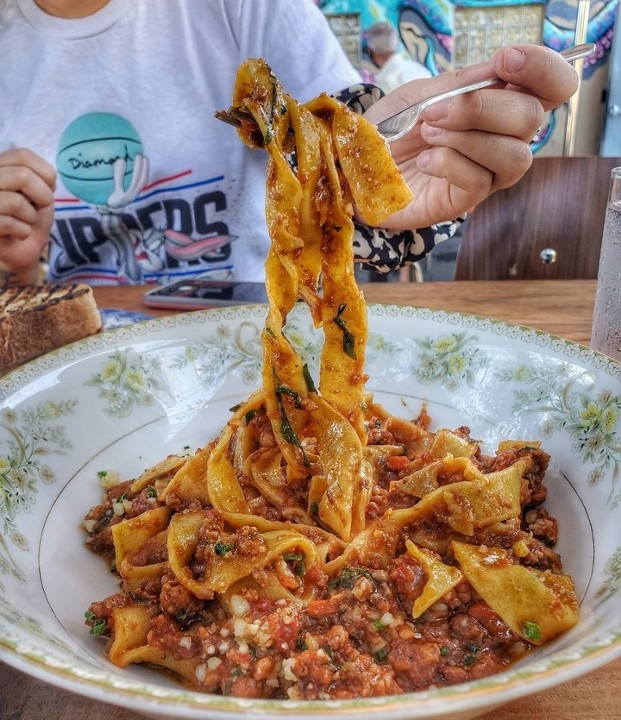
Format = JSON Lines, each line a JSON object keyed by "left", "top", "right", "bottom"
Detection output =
{"left": 0, "top": 148, "right": 56, "bottom": 285}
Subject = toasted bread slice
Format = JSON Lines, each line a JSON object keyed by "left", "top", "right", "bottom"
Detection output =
{"left": 0, "top": 283, "right": 102, "bottom": 374}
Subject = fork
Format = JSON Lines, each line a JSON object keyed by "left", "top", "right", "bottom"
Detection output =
{"left": 375, "top": 43, "right": 596, "bottom": 143}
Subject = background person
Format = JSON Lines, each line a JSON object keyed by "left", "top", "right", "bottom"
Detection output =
{"left": 366, "top": 21, "right": 432, "bottom": 94}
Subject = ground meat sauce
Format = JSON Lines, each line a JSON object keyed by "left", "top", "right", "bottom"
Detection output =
{"left": 83, "top": 419, "right": 573, "bottom": 700}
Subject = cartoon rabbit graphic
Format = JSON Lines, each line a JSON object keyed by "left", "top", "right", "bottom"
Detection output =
{"left": 97, "top": 154, "right": 151, "bottom": 284}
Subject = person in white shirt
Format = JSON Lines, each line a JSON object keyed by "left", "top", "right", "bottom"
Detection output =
{"left": 0, "top": 0, "right": 580, "bottom": 286}
{"left": 366, "top": 21, "right": 431, "bottom": 94}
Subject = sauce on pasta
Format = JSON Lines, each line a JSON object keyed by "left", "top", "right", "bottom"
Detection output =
{"left": 82, "top": 59, "right": 578, "bottom": 700}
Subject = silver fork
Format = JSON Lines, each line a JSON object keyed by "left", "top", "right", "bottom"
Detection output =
{"left": 375, "top": 43, "right": 596, "bottom": 143}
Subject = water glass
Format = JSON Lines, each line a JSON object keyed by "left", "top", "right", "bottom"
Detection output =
{"left": 591, "top": 166, "right": 621, "bottom": 360}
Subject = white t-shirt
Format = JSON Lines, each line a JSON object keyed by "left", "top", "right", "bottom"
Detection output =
{"left": 375, "top": 53, "right": 432, "bottom": 95}
{"left": 0, "top": 0, "right": 361, "bottom": 284}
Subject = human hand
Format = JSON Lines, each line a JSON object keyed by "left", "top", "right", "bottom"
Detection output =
{"left": 0, "top": 148, "right": 56, "bottom": 283}
{"left": 362, "top": 44, "right": 580, "bottom": 230}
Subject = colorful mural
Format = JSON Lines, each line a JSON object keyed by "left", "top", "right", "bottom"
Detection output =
{"left": 319, "top": 0, "right": 617, "bottom": 75}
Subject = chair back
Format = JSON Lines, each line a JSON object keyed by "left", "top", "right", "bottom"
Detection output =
{"left": 454, "top": 156, "right": 621, "bottom": 280}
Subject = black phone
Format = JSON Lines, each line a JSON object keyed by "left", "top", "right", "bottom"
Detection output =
{"left": 143, "top": 277, "right": 268, "bottom": 310}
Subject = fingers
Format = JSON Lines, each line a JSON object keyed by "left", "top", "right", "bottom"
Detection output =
{"left": 0, "top": 197, "right": 40, "bottom": 239}
{"left": 417, "top": 127, "right": 533, "bottom": 195}
{"left": 0, "top": 149, "right": 56, "bottom": 273}
{"left": 364, "top": 44, "right": 580, "bottom": 231}
{"left": 422, "top": 44, "right": 579, "bottom": 111}
{"left": 0, "top": 149, "right": 56, "bottom": 240}
{"left": 409, "top": 70, "right": 545, "bottom": 195}
{"left": 492, "top": 44, "right": 580, "bottom": 109}
{"left": 415, "top": 88, "right": 539, "bottom": 194}
{"left": 0, "top": 148, "right": 56, "bottom": 201}
{"left": 0, "top": 196, "right": 55, "bottom": 275}
{"left": 420, "top": 86, "right": 544, "bottom": 144}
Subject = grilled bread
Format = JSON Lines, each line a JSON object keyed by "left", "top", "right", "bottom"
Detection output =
{"left": 0, "top": 283, "right": 102, "bottom": 374}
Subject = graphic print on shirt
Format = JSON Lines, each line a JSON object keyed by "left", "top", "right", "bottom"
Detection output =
{"left": 53, "top": 112, "right": 236, "bottom": 284}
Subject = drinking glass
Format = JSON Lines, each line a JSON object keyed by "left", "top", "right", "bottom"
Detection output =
{"left": 591, "top": 166, "right": 621, "bottom": 360}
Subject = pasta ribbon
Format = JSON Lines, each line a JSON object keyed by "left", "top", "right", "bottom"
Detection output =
{"left": 108, "top": 603, "right": 158, "bottom": 666}
{"left": 130, "top": 454, "right": 188, "bottom": 495}
{"left": 111, "top": 506, "right": 171, "bottom": 591}
{"left": 159, "top": 446, "right": 211, "bottom": 506}
{"left": 235, "top": 59, "right": 412, "bottom": 451}
{"left": 206, "top": 425, "right": 248, "bottom": 513}
{"left": 430, "top": 428, "right": 479, "bottom": 459}
{"left": 310, "top": 395, "right": 364, "bottom": 541}
{"left": 405, "top": 540, "right": 464, "bottom": 619}
{"left": 325, "top": 456, "right": 526, "bottom": 574}
{"left": 167, "top": 510, "right": 318, "bottom": 599}
{"left": 108, "top": 605, "right": 205, "bottom": 687}
{"left": 452, "top": 541, "right": 579, "bottom": 645}
{"left": 222, "top": 511, "right": 345, "bottom": 563}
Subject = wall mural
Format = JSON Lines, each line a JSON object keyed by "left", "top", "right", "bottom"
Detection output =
{"left": 318, "top": 0, "right": 618, "bottom": 149}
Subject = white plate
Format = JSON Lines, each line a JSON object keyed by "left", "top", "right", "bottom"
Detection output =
{"left": 0, "top": 303, "right": 620, "bottom": 720}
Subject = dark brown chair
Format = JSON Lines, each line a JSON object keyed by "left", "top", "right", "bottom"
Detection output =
{"left": 454, "top": 156, "right": 621, "bottom": 280}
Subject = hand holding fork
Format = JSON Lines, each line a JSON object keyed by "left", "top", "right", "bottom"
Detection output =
{"left": 375, "top": 44, "right": 595, "bottom": 142}
{"left": 361, "top": 43, "right": 590, "bottom": 231}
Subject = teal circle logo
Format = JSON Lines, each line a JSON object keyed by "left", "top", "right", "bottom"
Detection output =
{"left": 56, "top": 112, "right": 144, "bottom": 205}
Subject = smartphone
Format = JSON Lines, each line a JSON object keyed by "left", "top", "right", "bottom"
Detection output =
{"left": 143, "top": 277, "right": 268, "bottom": 310}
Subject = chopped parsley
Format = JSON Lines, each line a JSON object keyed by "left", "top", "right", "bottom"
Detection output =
{"left": 275, "top": 389, "right": 308, "bottom": 466}
{"left": 283, "top": 552, "right": 306, "bottom": 578}
{"left": 329, "top": 566, "right": 374, "bottom": 590}
{"left": 333, "top": 304, "right": 356, "bottom": 359}
{"left": 214, "top": 540, "right": 235, "bottom": 556}
{"left": 275, "top": 383, "right": 302, "bottom": 407}
{"left": 302, "top": 363, "right": 317, "bottom": 393}
{"left": 374, "top": 647, "right": 388, "bottom": 663}
{"left": 280, "top": 408, "right": 303, "bottom": 451}
{"left": 522, "top": 620, "right": 542, "bottom": 642}
{"left": 84, "top": 611, "right": 107, "bottom": 637}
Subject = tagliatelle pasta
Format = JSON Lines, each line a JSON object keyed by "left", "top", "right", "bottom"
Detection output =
{"left": 82, "top": 59, "right": 579, "bottom": 700}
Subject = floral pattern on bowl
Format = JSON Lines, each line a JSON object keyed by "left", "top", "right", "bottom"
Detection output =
{"left": 0, "top": 303, "right": 619, "bottom": 720}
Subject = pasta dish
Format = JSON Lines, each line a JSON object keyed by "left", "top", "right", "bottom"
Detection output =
{"left": 82, "top": 59, "right": 579, "bottom": 700}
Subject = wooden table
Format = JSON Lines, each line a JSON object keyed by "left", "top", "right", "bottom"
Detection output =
{"left": 91, "top": 279, "right": 597, "bottom": 346}
{"left": 1, "top": 279, "right": 619, "bottom": 720}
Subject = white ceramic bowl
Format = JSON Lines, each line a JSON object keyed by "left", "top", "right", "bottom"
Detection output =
{"left": 0, "top": 304, "right": 620, "bottom": 720}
